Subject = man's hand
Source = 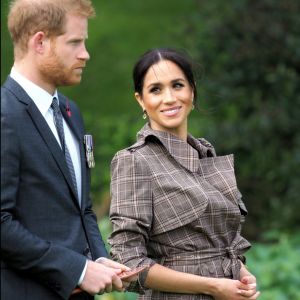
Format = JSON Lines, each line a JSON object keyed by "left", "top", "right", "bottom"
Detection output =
{"left": 95, "top": 257, "right": 130, "bottom": 272}
{"left": 96, "top": 257, "right": 136, "bottom": 290}
{"left": 79, "top": 260, "right": 123, "bottom": 295}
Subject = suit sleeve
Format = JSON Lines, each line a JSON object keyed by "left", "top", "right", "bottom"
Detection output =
{"left": 83, "top": 197, "right": 108, "bottom": 259}
{"left": 109, "top": 150, "right": 156, "bottom": 293}
{"left": 1, "top": 106, "right": 86, "bottom": 299}
{"left": 68, "top": 100, "right": 108, "bottom": 259}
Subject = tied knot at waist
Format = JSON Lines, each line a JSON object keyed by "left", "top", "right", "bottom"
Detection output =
{"left": 223, "top": 247, "right": 242, "bottom": 278}
{"left": 225, "top": 246, "right": 239, "bottom": 259}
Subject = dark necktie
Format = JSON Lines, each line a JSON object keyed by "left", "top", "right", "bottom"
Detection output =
{"left": 51, "top": 97, "right": 79, "bottom": 201}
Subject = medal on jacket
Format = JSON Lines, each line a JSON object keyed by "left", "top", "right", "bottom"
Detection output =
{"left": 84, "top": 135, "right": 95, "bottom": 168}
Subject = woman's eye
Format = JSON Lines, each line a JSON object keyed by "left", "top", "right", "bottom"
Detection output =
{"left": 150, "top": 87, "right": 160, "bottom": 94}
{"left": 174, "top": 82, "right": 184, "bottom": 89}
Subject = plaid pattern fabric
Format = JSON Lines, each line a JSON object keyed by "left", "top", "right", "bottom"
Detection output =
{"left": 109, "top": 124, "right": 251, "bottom": 299}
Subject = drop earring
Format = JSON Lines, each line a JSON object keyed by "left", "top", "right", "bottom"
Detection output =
{"left": 143, "top": 110, "right": 147, "bottom": 120}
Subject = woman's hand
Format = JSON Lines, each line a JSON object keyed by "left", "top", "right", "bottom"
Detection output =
{"left": 238, "top": 263, "right": 260, "bottom": 299}
{"left": 212, "top": 278, "right": 260, "bottom": 300}
{"left": 240, "top": 264, "right": 257, "bottom": 282}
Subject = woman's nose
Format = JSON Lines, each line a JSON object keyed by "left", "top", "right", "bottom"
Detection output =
{"left": 162, "top": 88, "right": 175, "bottom": 104}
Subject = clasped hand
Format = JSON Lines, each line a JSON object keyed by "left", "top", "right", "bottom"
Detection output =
{"left": 79, "top": 257, "right": 134, "bottom": 296}
{"left": 214, "top": 264, "right": 260, "bottom": 300}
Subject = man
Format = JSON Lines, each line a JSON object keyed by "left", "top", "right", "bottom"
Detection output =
{"left": 1, "top": 0, "right": 129, "bottom": 299}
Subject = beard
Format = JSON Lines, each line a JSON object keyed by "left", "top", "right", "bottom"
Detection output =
{"left": 39, "top": 45, "right": 83, "bottom": 88}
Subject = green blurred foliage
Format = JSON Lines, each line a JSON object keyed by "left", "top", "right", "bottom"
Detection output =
{"left": 183, "top": 0, "right": 300, "bottom": 239}
{"left": 247, "top": 233, "right": 300, "bottom": 300}
{"left": 1, "top": 1, "right": 13, "bottom": 79}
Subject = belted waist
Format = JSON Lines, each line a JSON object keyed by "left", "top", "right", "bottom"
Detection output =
{"left": 156, "top": 246, "right": 243, "bottom": 279}
{"left": 158, "top": 246, "right": 243, "bottom": 264}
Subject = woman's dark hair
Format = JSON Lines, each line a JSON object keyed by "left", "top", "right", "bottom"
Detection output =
{"left": 133, "top": 48, "right": 197, "bottom": 101}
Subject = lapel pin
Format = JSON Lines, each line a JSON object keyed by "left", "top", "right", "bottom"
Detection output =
{"left": 66, "top": 99, "right": 72, "bottom": 117}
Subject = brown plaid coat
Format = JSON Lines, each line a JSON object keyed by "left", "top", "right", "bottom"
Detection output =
{"left": 109, "top": 124, "right": 251, "bottom": 299}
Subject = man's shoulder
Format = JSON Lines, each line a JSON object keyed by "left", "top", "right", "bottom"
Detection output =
{"left": 1, "top": 75, "right": 32, "bottom": 108}
{"left": 1, "top": 82, "right": 23, "bottom": 114}
{"left": 1, "top": 78, "right": 13, "bottom": 97}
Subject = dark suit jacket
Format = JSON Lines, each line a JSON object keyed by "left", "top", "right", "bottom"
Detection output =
{"left": 1, "top": 76, "right": 107, "bottom": 300}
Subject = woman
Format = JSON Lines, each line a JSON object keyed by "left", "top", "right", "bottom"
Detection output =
{"left": 108, "top": 48, "right": 260, "bottom": 300}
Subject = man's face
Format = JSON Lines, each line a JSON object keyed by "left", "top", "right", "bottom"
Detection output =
{"left": 39, "top": 13, "right": 90, "bottom": 87}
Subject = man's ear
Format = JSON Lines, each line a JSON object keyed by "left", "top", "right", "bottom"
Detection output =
{"left": 135, "top": 92, "right": 145, "bottom": 111}
{"left": 30, "top": 31, "right": 48, "bottom": 54}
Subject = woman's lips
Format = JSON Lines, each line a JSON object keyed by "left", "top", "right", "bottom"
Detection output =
{"left": 161, "top": 106, "right": 181, "bottom": 117}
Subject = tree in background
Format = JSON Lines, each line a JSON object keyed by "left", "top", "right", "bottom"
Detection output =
{"left": 185, "top": 0, "right": 300, "bottom": 239}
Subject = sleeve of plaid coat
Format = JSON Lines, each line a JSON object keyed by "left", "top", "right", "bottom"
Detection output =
{"left": 109, "top": 149, "right": 155, "bottom": 293}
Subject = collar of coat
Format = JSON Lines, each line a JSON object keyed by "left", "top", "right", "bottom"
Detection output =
{"left": 127, "top": 123, "right": 216, "bottom": 173}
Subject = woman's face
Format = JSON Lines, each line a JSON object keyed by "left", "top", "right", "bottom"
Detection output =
{"left": 135, "top": 59, "right": 194, "bottom": 140}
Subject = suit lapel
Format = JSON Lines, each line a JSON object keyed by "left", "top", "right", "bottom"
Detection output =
{"left": 27, "top": 102, "right": 80, "bottom": 206}
{"left": 59, "top": 97, "right": 81, "bottom": 140}
{"left": 4, "top": 77, "right": 80, "bottom": 207}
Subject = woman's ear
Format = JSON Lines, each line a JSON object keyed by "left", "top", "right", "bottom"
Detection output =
{"left": 135, "top": 92, "right": 145, "bottom": 111}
